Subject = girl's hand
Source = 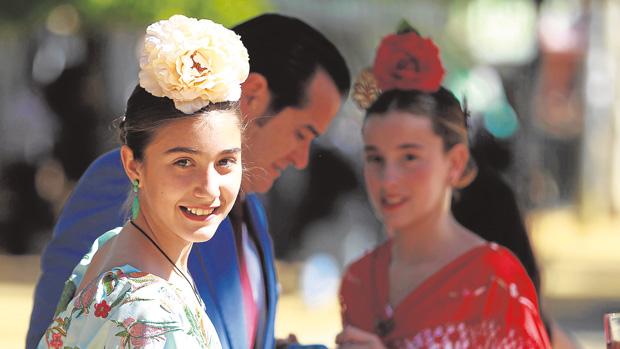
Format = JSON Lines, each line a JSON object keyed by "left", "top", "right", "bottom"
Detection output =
{"left": 335, "top": 325, "right": 386, "bottom": 349}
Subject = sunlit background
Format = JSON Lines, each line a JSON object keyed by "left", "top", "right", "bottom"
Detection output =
{"left": 1, "top": 0, "right": 619, "bottom": 348}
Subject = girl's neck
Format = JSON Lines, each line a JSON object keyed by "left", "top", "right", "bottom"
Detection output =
{"left": 391, "top": 211, "right": 462, "bottom": 266}
{"left": 130, "top": 215, "right": 193, "bottom": 274}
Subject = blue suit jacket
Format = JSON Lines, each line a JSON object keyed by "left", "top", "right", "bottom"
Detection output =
{"left": 26, "top": 149, "right": 277, "bottom": 349}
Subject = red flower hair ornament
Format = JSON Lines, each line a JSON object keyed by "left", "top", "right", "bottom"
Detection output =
{"left": 352, "top": 21, "right": 445, "bottom": 109}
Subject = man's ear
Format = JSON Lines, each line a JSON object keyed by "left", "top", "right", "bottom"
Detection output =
{"left": 239, "top": 72, "right": 271, "bottom": 123}
{"left": 447, "top": 143, "right": 469, "bottom": 186}
{"left": 120, "top": 145, "right": 143, "bottom": 185}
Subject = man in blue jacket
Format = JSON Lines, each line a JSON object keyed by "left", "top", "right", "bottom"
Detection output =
{"left": 26, "top": 13, "right": 350, "bottom": 349}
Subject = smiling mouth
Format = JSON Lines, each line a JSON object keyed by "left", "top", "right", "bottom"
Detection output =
{"left": 180, "top": 206, "right": 219, "bottom": 221}
{"left": 381, "top": 196, "right": 408, "bottom": 210}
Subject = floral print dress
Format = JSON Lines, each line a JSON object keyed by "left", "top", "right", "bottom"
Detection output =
{"left": 37, "top": 228, "right": 221, "bottom": 349}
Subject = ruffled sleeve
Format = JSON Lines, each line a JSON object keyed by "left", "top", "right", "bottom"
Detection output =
{"left": 482, "top": 244, "right": 551, "bottom": 348}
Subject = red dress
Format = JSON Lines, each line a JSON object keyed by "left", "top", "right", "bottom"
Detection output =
{"left": 340, "top": 241, "right": 551, "bottom": 348}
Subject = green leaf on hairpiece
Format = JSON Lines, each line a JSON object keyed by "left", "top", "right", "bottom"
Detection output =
{"left": 396, "top": 19, "right": 420, "bottom": 35}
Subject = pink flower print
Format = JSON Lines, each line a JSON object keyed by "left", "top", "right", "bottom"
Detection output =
{"left": 94, "top": 300, "right": 111, "bottom": 318}
{"left": 73, "top": 282, "right": 97, "bottom": 315}
{"left": 128, "top": 321, "right": 179, "bottom": 347}
{"left": 49, "top": 333, "right": 63, "bottom": 349}
{"left": 115, "top": 317, "right": 181, "bottom": 348}
{"left": 123, "top": 317, "right": 136, "bottom": 328}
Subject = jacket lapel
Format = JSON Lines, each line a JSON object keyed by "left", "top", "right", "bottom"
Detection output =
{"left": 190, "top": 218, "right": 248, "bottom": 349}
{"left": 245, "top": 195, "right": 277, "bottom": 349}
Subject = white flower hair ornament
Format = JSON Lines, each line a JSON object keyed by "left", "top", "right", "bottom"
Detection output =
{"left": 139, "top": 15, "right": 250, "bottom": 114}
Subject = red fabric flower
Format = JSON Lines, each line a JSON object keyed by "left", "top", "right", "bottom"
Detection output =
{"left": 94, "top": 300, "right": 111, "bottom": 318}
{"left": 49, "top": 333, "right": 63, "bottom": 349}
{"left": 372, "top": 31, "right": 444, "bottom": 92}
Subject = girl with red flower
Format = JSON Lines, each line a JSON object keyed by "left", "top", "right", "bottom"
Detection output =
{"left": 338, "top": 25, "right": 551, "bottom": 349}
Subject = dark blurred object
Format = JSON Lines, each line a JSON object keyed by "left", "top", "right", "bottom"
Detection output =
{"left": 42, "top": 37, "right": 103, "bottom": 181}
{"left": 0, "top": 161, "right": 55, "bottom": 254}
{"left": 452, "top": 128, "right": 552, "bottom": 337}
{"left": 267, "top": 146, "right": 359, "bottom": 259}
{"left": 453, "top": 129, "right": 541, "bottom": 292}
{"left": 0, "top": 33, "right": 106, "bottom": 254}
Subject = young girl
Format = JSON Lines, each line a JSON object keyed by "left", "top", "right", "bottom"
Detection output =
{"left": 337, "top": 24, "right": 551, "bottom": 349}
{"left": 37, "top": 15, "right": 248, "bottom": 348}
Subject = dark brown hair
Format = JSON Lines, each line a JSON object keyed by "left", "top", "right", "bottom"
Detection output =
{"left": 233, "top": 14, "right": 350, "bottom": 114}
{"left": 117, "top": 85, "right": 240, "bottom": 160}
{"left": 364, "top": 87, "right": 477, "bottom": 188}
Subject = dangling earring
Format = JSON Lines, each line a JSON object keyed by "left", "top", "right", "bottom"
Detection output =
{"left": 131, "top": 179, "right": 140, "bottom": 220}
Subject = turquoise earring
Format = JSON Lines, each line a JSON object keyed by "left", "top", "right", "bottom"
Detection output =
{"left": 131, "top": 179, "right": 140, "bottom": 220}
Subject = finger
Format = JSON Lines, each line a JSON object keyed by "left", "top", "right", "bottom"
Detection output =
{"left": 338, "top": 343, "right": 369, "bottom": 349}
{"left": 336, "top": 327, "right": 355, "bottom": 344}
{"left": 340, "top": 325, "right": 375, "bottom": 342}
{"left": 335, "top": 331, "right": 345, "bottom": 345}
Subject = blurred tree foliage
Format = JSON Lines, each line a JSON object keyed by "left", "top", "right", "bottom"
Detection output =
{"left": 0, "top": 0, "right": 272, "bottom": 30}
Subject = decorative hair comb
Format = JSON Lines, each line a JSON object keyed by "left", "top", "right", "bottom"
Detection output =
{"left": 352, "top": 20, "right": 445, "bottom": 110}
{"left": 138, "top": 15, "right": 250, "bottom": 114}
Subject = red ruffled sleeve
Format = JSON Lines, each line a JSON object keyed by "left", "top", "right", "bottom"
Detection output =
{"left": 480, "top": 244, "right": 551, "bottom": 348}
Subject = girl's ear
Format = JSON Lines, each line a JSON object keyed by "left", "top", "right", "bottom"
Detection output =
{"left": 120, "top": 145, "right": 143, "bottom": 185}
{"left": 239, "top": 72, "right": 272, "bottom": 124}
{"left": 447, "top": 143, "right": 469, "bottom": 187}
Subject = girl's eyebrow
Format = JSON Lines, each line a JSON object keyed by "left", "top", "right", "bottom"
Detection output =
{"left": 398, "top": 143, "right": 422, "bottom": 149}
{"left": 220, "top": 148, "right": 242, "bottom": 155}
{"left": 164, "top": 147, "right": 241, "bottom": 155}
{"left": 164, "top": 146, "right": 199, "bottom": 154}
{"left": 364, "top": 143, "right": 423, "bottom": 152}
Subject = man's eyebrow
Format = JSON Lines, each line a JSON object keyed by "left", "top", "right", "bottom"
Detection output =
{"left": 304, "top": 125, "right": 320, "bottom": 137}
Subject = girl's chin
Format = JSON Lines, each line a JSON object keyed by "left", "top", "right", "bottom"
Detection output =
{"left": 188, "top": 225, "right": 218, "bottom": 243}
{"left": 381, "top": 219, "right": 412, "bottom": 235}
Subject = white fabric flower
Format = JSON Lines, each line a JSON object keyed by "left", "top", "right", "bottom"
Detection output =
{"left": 139, "top": 15, "right": 249, "bottom": 114}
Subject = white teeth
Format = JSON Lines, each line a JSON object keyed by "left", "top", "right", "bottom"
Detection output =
{"left": 383, "top": 197, "right": 403, "bottom": 205}
{"left": 187, "top": 207, "right": 214, "bottom": 216}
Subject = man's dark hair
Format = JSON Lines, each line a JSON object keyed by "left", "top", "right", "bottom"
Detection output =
{"left": 233, "top": 13, "right": 350, "bottom": 113}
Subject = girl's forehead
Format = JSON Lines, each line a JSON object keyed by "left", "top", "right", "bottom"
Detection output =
{"left": 362, "top": 112, "right": 446, "bottom": 149}
{"left": 364, "top": 112, "right": 434, "bottom": 135}
{"left": 154, "top": 112, "right": 238, "bottom": 136}
{"left": 147, "top": 114, "right": 241, "bottom": 151}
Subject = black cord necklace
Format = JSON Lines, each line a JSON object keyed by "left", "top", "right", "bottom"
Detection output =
{"left": 129, "top": 220, "right": 203, "bottom": 308}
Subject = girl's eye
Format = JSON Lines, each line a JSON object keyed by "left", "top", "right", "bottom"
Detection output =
{"left": 218, "top": 157, "right": 238, "bottom": 167}
{"left": 174, "top": 159, "right": 192, "bottom": 168}
{"left": 365, "top": 155, "right": 383, "bottom": 164}
{"left": 404, "top": 154, "right": 417, "bottom": 161}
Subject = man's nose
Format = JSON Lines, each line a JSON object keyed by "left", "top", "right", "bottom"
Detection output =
{"left": 290, "top": 141, "right": 311, "bottom": 170}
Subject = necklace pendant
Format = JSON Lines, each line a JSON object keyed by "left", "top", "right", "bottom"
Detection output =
{"left": 375, "top": 317, "right": 395, "bottom": 337}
